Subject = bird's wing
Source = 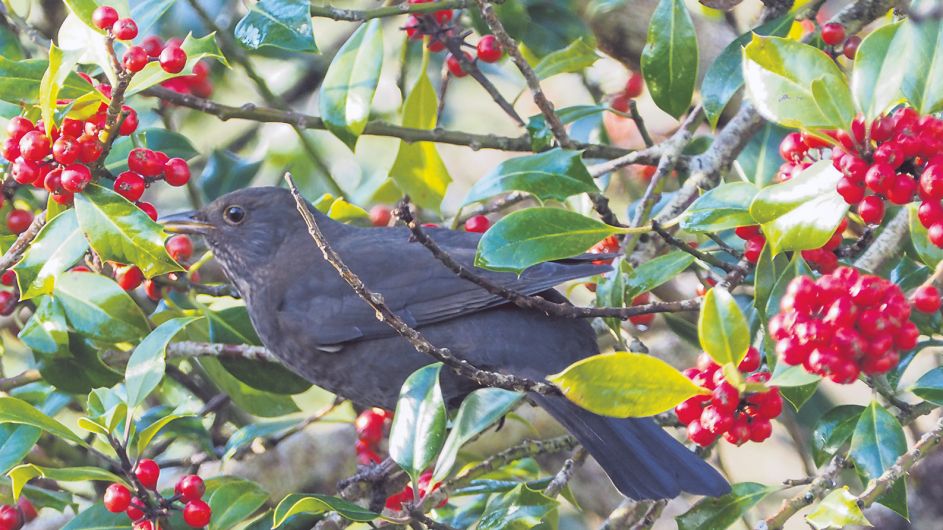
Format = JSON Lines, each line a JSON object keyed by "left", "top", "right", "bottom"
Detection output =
{"left": 275, "top": 225, "right": 610, "bottom": 347}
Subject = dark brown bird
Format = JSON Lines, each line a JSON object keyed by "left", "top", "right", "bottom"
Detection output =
{"left": 164, "top": 186, "right": 729, "bottom": 500}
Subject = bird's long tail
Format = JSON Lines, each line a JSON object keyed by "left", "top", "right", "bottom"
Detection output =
{"left": 533, "top": 394, "right": 730, "bottom": 499}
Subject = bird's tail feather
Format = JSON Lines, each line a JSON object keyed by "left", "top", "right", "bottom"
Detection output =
{"left": 533, "top": 394, "right": 730, "bottom": 499}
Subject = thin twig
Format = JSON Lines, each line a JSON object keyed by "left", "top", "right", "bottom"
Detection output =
{"left": 650, "top": 220, "right": 736, "bottom": 272}
{"left": 542, "top": 447, "right": 587, "bottom": 498}
{"left": 629, "top": 100, "right": 654, "bottom": 148}
{"left": 310, "top": 0, "right": 478, "bottom": 21}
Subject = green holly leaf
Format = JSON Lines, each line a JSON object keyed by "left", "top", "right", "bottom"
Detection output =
{"left": 126, "top": 33, "right": 229, "bottom": 95}
{"left": 910, "top": 367, "right": 943, "bottom": 405}
{"left": 849, "top": 401, "right": 907, "bottom": 517}
{"left": 677, "top": 482, "right": 777, "bottom": 530}
{"left": 463, "top": 148, "right": 598, "bottom": 206}
{"left": 234, "top": 0, "right": 317, "bottom": 53}
{"left": 897, "top": 13, "right": 943, "bottom": 114}
{"left": 0, "top": 397, "right": 87, "bottom": 447}
{"left": 736, "top": 122, "right": 791, "bottom": 188}
{"left": 680, "top": 182, "right": 759, "bottom": 233}
{"left": 198, "top": 357, "right": 301, "bottom": 418}
{"left": 61, "top": 503, "right": 128, "bottom": 529}
{"left": 202, "top": 476, "right": 269, "bottom": 530}
{"left": 548, "top": 352, "right": 708, "bottom": 417}
{"left": 743, "top": 35, "right": 854, "bottom": 129}
{"left": 698, "top": 287, "right": 750, "bottom": 367}
{"left": 749, "top": 160, "right": 848, "bottom": 254}
{"left": 74, "top": 183, "right": 182, "bottom": 278}
{"left": 272, "top": 494, "right": 380, "bottom": 526}
{"left": 478, "top": 484, "right": 557, "bottom": 530}
{"left": 8, "top": 464, "right": 124, "bottom": 500}
{"left": 812, "top": 405, "right": 864, "bottom": 467}
{"left": 13, "top": 210, "right": 88, "bottom": 300}
{"left": 0, "top": 57, "right": 93, "bottom": 105}
{"left": 533, "top": 38, "right": 599, "bottom": 79}
{"left": 320, "top": 19, "right": 383, "bottom": 149}
{"left": 851, "top": 22, "right": 906, "bottom": 119}
{"left": 125, "top": 317, "right": 199, "bottom": 409}
{"left": 624, "top": 251, "right": 695, "bottom": 300}
{"left": 53, "top": 271, "right": 149, "bottom": 343}
{"left": 641, "top": 0, "right": 698, "bottom": 118}
{"left": 909, "top": 203, "right": 943, "bottom": 268}
{"left": 389, "top": 363, "right": 448, "bottom": 482}
{"left": 475, "top": 208, "right": 623, "bottom": 273}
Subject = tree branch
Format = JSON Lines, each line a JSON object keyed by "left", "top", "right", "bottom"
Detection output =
{"left": 309, "top": 0, "right": 477, "bottom": 21}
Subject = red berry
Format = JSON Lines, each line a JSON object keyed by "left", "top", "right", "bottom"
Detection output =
{"left": 134, "top": 521, "right": 153, "bottom": 530}
{"left": 403, "top": 15, "right": 421, "bottom": 40}
{"left": 162, "top": 157, "right": 191, "bottom": 186}
{"left": 674, "top": 396, "right": 706, "bottom": 425}
{"left": 929, "top": 223, "right": 943, "bottom": 247}
{"left": 624, "top": 71, "right": 644, "bottom": 98}
{"left": 686, "top": 419, "right": 717, "bottom": 446}
{"left": 112, "top": 18, "right": 138, "bottom": 40}
{"left": 464, "top": 214, "right": 490, "bottom": 233}
{"left": 115, "top": 265, "right": 144, "bottom": 290}
{"left": 6, "top": 117, "right": 33, "bottom": 141}
{"left": 104, "top": 483, "right": 132, "bottom": 513}
{"left": 128, "top": 148, "right": 162, "bottom": 177}
{"left": 369, "top": 205, "right": 391, "bottom": 227}
{"left": 610, "top": 95, "right": 630, "bottom": 113}
{"left": 779, "top": 132, "right": 807, "bottom": 162}
{"left": 43, "top": 166, "right": 63, "bottom": 194}
{"left": 166, "top": 235, "right": 194, "bottom": 262}
{"left": 141, "top": 35, "right": 164, "bottom": 57}
{"left": 16, "top": 499, "right": 35, "bottom": 523}
{"left": 355, "top": 408, "right": 388, "bottom": 445}
{"left": 115, "top": 171, "right": 146, "bottom": 202}
{"left": 2, "top": 138, "right": 19, "bottom": 162}
{"left": 886, "top": 173, "right": 916, "bottom": 205}
{"left": 78, "top": 134, "right": 103, "bottom": 163}
{"left": 11, "top": 158, "right": 39, "bottom": 185}
{"left": 738, "top": 347, "right": 761, "bottom": 372}
{"left": 700, "top": 404, "right": 733, "bottom": 435}
{"left": 857, "top": 195, "right": 885, "bottom": 225}
{"left": 6, "top": 209, "right": 32, "bottom": 234}
{"left": 476, "top": 35, "right": 502, "bottom": 63}
{"left": 0, "top": 505, "right": 21, "bottom": 530}
{"left": 92, "top": 6, "right": 119, "bottom": 30}
{"left": 749, "top": 418, "right": 773, "bottom": 442}
{"left": 159, "top": 46, "right": 187, "bottom": 74}
{"left": 143, "top": 279, "right": 162, "bottom": 301}
{"left": 921, "top": 164, "right": 943, "bottom": 200}
{"left": 135, "top": 459, "right": 160, "bottom": 489}
{"left": 175, "top": 475, "right": 206, "bottom": 502}
{"left": 434, "top": 9, "right": 453, "bottom": 24}
{"left": 0, "top": 291, "right": 16, "bottom": 316}
{"left": 61, "top": 164, "right": 92, "bottom": 193}
{"left": 119, "top": 106, "right": 138, "bottom": 136}
{"left": 0, "top": 270, "right": 14, "bottom": 287}
{"left": 446, "top": 52, "right": 472, "bottom": 77}
{"left": 123, "top": 46, "right": 149, "bottom": 73}
{"left": 356, "top": 439, "right": 382, "bottom": 465}
{"left": 137, "top": 201, "right": 158, "bottom": 221}
{"left": 743, "top": 237, "right": 764, "bottom": 263}
{"left": 913, "top": 285, "right": 941, "bottom": 313}
{"left": 426, "top": 38, "right": 446, "bottom": 52}
{"left": 18, "top": 130, "right": 50, "bottom": 162}
{"left": 183, "top": 499, "right": 212, "bottom": 528}
{"left": 843, "top": 35, "right": 861, "bottom": 59}
{"left": 864, "top": 163, "right": 894, "bottom": 193}
{"left": 821, "top": 23, "right": 846, "bottom": 46}
{"left": 711, "top": 382, "right": 740, "bottom": 413}
{"left": 52, "top": 136, "right": 80, "bottom": 165}
{"left": 734, "top": 225, "right": 762, "bottom": 240}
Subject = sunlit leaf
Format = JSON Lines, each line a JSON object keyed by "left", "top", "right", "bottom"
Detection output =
{"left": 13, "top": 210, "right": 88, "bottom": 300}
{"left": 320, "top": 19, "right": 383, "bottom": 149}
{"left": 389, "top": 363, "right": 447, "bottom": 481}
{"left": 641, "top": 0, "right": 698, "bottom": 118}
{"left": 698, "top": 287, "right": 750, "bottom": 366}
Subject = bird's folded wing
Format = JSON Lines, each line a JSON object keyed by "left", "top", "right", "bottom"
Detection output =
{"left": 275, "top": 226, "right": 611, "bottom": 347}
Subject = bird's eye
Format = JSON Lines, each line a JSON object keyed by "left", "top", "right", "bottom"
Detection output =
{"left": 223, "top": 206, "right": 246, "bottom": 225}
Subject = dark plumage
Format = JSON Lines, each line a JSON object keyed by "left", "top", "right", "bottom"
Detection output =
{"left": 164, "top": 186, "right": 729, "bottom": 499}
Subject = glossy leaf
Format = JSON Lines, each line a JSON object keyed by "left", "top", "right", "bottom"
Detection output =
{"left": 680, "top": 182, "right": 758, "bottom": 232}
{"left": 0, "top": 425, "right": 40, "bottom": 475}
{"left": 327, "top": 197, "right": 370, "bottom": 225}
{"left": 548, "top": 352, "right": 708, "bottom": 417}
{"left": 754, "top": 244, "right": 788, "bottom": 319}
{"left": 235, "top": 0, "right": 317, "bottom": 52}
{"left": 463, "top": 148, "right": 598, "bottom": 206}
{"left": 223, "top": 419, "right": 301, "bottom": 460}
{"left": 130, "top": 0, "right": 175, "bottom": 34}
{"left": 136, "top": 414, "right": 194, "bottom": 455}
{"left": 478, "top": 484, "right": 556, "bottom": 530}
{"left": 389, "top": 56, "right": 451, "bottom": 212}
{"left": 53, "top": 272, "right": 149, "bottom": 343}
{"left": 389, "top": 363, "right": 447, "bottom": 481}
{"left": 849, "top": 401, "right": 907, "bottom": 517}
{"left": 126, "top": 33, "right": 229, "bottom": 95}
{"left": 58, "top": 11, "right": 114, "bottom": 85}
{"left": 320, "top": 20, "right": 383, "bottom": 149}
{"left": 527, "top": 105, "right": 606, "bottom": 151}
{"left": 898, "top": 14, "right": 943, "bottom": 114}
{"left": 533, "top": 38, "right": 598, "bottom": 79}
{"left": 475, "top": 208, "right": 622, "bottom": 273}
{"left": 18, "top": 296, "right": 69, "bottom": 357}
{"left": 698, "top": 287, "right": 750, "bottom": 366}
{"left": 13, "top": 210, "right": 88, "bottom": 300}
{"left": 624, "top": 251, "right": 694, "bottom": 299}
{"left": 63, "top": 0, "right": 129, "bottom": 30}
{"left": 273, "top": 494, "right": 380, "bottom": 526}
{"left": 198, "top": 357, "right": 300, "bottom": 417}
{"left": 8, "top": 464, "right": 123, "bottom": 499}
{"left": 852, "top": 22, "right": 906, "bottom": 119}
{"left": 75, "top": 183, "right": 182, "bottom": 278}
{"left": 768, "top": 364, "right": 820, "bottom": 388}
{"left": 736, "top": 122, "right": 791, "bottom": 188}
{"left": 743, "top": 35, "right": 854, "bottom": 129}
{"left": 39, "top": 44, "right": 68, "bottom": 136}
{"left": 640, "top": 0, "right": 698, "bottom": 118}
{"left": 702, "top": 13, "right": 794, "bottom": 127}
{"left": 0, "top": 57, "right": 93, "bottom": 104}
{"left": 199, "top": 150, "right": 262, "bottom": 202}
{"left": 806, "top": 487, "right": 870, "bottom": 529}
{"left": 61, "top": 503, "right": 128, "bottom": 530}
{"left": 203, "top": 476, "right": 269, "bottom": 530}
{"left": 433, "top": 388, "right": 522, "bottom": 482}
{"left": 37, "top": 336, "right": 122, "bottom": 394}
{"left": 910, "top": 367, "right": 943, "bottom": 405}
{"left": 764, "top": 253, "right": 813, "bottom": 318}
{"left": 812, "top": 405, "right": 864, "bottom": 467}
{"left": 749, "top": 160, "right": 848, "bottom": 254}
{"left": 909, "top": 204, "right": 943, "bottom": 268}
{"left": 677, "top": 482, "right": 776, "bottom": 530}
{"left": 126, "top": 317, "right": 198, "bottom": 409}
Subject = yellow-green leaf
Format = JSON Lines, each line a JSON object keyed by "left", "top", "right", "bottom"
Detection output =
{"left": 806, "top": 487, "right": 870, "bottom": 529}
{"left": 8, "top": 464, "right": 125, "bottom": 500}
{"left": 548, "top": 352, "right": 708, "bottom": 417}
{"left": 320, "top": 19, "right": 383, "bottom": 149}
{"left": 273, "top": 494, "right": 380, "bottom": 527}
{"left": 0, "top": 397, "right": 87, "bottom": 447}
{"left": 13, "top": 210, "right": 88, "bottom": 300}
{"left": 698, "top": 287, "right": 750, "bottom": 366}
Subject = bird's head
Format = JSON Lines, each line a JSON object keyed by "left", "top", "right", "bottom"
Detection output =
{"left": 161, "top": 186, "right": 308, "bottom": 277}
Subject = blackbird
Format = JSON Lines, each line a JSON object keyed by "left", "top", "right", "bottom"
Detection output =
{"left": 164, "top": 186, "right": 729, "bottom": 500}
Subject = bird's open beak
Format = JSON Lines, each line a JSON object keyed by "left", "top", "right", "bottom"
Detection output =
{"left": 160, "top": 211, "right": 212, "bottom": 235}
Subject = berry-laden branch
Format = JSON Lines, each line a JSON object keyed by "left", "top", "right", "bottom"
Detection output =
{"left": 393, "top": 197, "right": 703, "bottom": 319}
{"left": 0, "top": 211, "right": 46, "bottom": 271}
{"left": 309, "top": 0, "right": 480, "bottom": 21}
{"left": 285, "top": 173, "right": 561, "bottom": 396}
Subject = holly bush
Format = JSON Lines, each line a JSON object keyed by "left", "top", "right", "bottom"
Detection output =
{"left": 0, "top": 0, "right": 941, "bottom": 529}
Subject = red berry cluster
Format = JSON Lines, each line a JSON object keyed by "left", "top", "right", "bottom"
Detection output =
{"left": 399, "top": 0, "right": 504, "bottom": 77}
{"left": 385, "top": 470, "right": 447, "bottom": 512}
{"left": 0, "top": 498, "right": 36, "bottom": 530}
{"left": 104, "top": 461, "right": 211, "bottom": 529}
{"left": 111, "top": 234, "right": 194, "bottom": 302}
{"left": 819, "top": 22, "right": 860, "bottom": 60}
{"left": 768, "top": 267, "right": 930, "bottom": 384}
{"left": 354, "top": 407, "right": 392, "bottom": 465}
{"left": 734, "top": 220, "right": 847, "bottom": 272}
{"left": 676, "top": 348, "right": 782, "bottom": 447}
{"left": 611, "top": 71, "right": 645, "bottom": 113}
{"left": 93, "top": 6, "right": 190, "bottom": 76}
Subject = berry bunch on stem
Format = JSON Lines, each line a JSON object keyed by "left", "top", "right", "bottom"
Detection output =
{"left": 735, "top": 219, "right": 847, "bottom": 272}
{"left": 769, "top": 267, "right": 929, "bottom": 383}
{"left": 354, "top": 407, "right": 392, "bottom": 465}
{"left": 0, "top": 498, "right": 36, "bottom": 530}
{"left": 677, "top": 348, "right": 782, "bottom": 447}
{"left": 385, "top": 470, "right": 447, "bottom": 512}
{"left": 104, "top": 458, "right": 211, "bottom": 529}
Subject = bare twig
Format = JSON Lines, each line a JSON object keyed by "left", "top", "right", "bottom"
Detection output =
{"left": 542, "top": 447, "right": 587, "bottom": 498}
{"left": 0, "top": 211, "right": 46, "bottom": 271}
{"left": 286, "top": 173, "right": 561, "bottom": 395}
{"left": 310, "top": 0, "right": 477, "bottom": 21}
{"left": 650, "top": 220, "right": 736, "bottom": 272}
{"left": 0, "top": 369, "right": 42, "bottom": 392}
